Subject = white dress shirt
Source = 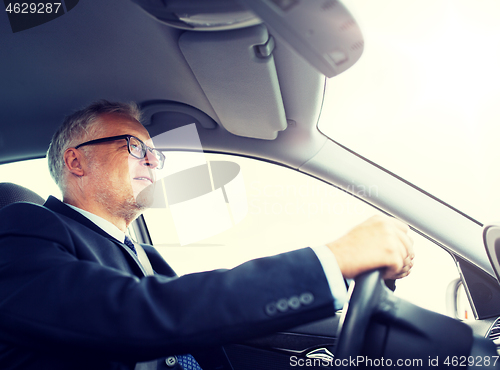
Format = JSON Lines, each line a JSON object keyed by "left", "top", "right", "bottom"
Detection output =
{"left": 65, "top": 203, "right": 127, "bottom": 243}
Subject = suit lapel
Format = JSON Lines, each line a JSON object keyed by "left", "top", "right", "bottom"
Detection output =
{"left": 43, "top": 196, "right": 149, "bottom": 276}
{"left": 44, "top": 196, "right": 118, "bottom": 240}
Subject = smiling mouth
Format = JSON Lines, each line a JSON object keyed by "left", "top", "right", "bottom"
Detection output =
{"left": 134, "top": 177, "right": 153, "bottom": 184}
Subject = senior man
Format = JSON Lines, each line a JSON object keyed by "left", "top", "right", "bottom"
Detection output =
{"left": 0, "top": 100, "right": 413, "bottom": 370}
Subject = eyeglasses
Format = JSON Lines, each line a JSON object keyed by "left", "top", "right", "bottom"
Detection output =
{"left": 75, "top": 134, "right": 165, "bottom": 170}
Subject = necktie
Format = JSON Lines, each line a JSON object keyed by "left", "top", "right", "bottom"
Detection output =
{"left": 177, "top": 354, "right": 203, "bottom": 370}
{"left": 125, "top": 237, "right": 202, "bottom": 370}
{"left": 124, "top": 235, "right": 137, "bottom": 255}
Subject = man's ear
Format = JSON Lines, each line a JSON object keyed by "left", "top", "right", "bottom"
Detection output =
{"left": 64, "top": 148, "right": 85, "bottom": 177}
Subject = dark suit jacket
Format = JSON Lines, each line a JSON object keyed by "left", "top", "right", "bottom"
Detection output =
{"left": 0, "top": 196, "right": 335, "bottom": 369}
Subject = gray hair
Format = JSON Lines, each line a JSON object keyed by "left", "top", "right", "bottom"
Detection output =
{"left": 47, "top": 100, "right": 142, "bottom": 192}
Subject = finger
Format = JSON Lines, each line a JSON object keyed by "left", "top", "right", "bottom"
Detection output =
{"left": 407, "top": 235, "right": 415, "bottom": 259}
{"left": 384, "top": 264, "right": 412, "bottom": 279}
{"left": 388, "top": 217, "right": 410, "bottom": 233}
{"left": 383, "top": 252, "right": 413, "bottom": 279}
{"left": 393, "top": 269, "right": 411, "bottom": 279}
{"left": 384, "top": 269, "right": 407, "bottom": 280}
{"left": 395, "top": 227, "right": 414, "bottom": 258}
{"left": 396, "top": 261, "right": 413, "bottom": 276}
{"left": 383, "top": 258, "right": 405, "bottom": 279}
{"left": 393, "top": 256, "right": 414, "bottom": 278}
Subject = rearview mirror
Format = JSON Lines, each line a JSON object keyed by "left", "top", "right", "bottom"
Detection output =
{"left": 236, "top": 0, "right": 364, "bottom": 77}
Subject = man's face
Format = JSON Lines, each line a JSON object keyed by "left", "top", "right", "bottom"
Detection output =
{"left": 82, "top": 113, "right": 158, "bottom": 222}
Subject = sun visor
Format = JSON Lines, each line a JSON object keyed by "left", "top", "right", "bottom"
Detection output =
{"left": 179, "top": 24, "right": 287, "bottom": 140}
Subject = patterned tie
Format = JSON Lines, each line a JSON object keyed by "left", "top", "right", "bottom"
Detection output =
{"left": 124, "top": 235, "right": 137, "bottom": 255}
{"left": 177, "top": 354, "right": 203, "bottom": 370}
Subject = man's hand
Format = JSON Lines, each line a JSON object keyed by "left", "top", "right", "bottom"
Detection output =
{"left": 326, "top": 215, "right": 414, "bottom": 279}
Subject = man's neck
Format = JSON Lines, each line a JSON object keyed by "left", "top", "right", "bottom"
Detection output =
{"left": 64, "top": 203, "right": 126, "bottom": 242}
{"left": 63, "top": 196, "right": 129, "bottom": 232}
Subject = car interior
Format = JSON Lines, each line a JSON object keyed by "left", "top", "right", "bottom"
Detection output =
{"left": 2, "top": 0, "right": 500, "bottom": 369}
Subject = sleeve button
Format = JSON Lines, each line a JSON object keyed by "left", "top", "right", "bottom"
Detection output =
{"left": 265, "top": 302, "right": 278, "bottom": 316}
{"left": 300, "top": 292, "right": 314, "bottom": 305}
{"left": 288, "top": 296, "right": 301, "bottom": 309}
{"left": 276, "top": 298, "right": 289, "bottom": 312}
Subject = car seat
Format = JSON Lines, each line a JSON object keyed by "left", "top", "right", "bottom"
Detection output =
{"left": 0, "top": 182, "right": 45, "bottom": 210}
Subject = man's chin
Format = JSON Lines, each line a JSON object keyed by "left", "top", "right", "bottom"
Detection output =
{"left": 134, "top": 184, "right": 156, "bottom": 209}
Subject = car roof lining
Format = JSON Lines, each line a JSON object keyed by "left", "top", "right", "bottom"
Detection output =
{"left": 0, "top": 0, "right": 214, "bottom": 163}
{"left": 0, "top": 0, "right": 326, "bottom": 166}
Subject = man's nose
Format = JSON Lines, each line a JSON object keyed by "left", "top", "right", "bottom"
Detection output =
{"left": 143, "top": 149, "right": 159, "bottom": 169}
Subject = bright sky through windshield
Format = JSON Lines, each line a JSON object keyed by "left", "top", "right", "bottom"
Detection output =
{"left": 319, "top": 0, "right": 500, "bottom": 224}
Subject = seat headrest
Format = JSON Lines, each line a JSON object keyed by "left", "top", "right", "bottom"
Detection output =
{"left": 0, "top": 182, "right": 45, "bottom": 210}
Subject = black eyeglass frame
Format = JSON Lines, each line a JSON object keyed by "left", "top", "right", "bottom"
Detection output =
{"left": 74, "top": 134, "right": 165, "bottom": 170}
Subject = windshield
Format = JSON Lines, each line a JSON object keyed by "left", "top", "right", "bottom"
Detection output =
{"left": 318, "top": 0, "right": 500, "bottom": 224}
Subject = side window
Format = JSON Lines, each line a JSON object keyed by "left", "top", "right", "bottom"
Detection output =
{"left": 0, "top": 158, "right": 61, "bottom": 200}
{"left": 0, "top": 156, "right": 461, "bottom": 316}
{"left": 142, "top": 153, "right": 460, "bottom": 315}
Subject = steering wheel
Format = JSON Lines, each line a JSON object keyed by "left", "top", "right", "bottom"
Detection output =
{"left": 335, "top": 269, "right": 389, "bottom": 366}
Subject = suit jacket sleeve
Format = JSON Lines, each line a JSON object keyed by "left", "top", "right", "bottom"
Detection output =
{"left": 0, "top": 202, "right": 336, "bottom": 363}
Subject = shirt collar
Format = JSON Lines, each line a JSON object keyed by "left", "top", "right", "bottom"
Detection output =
{"left": 64, "top": 203, "right": 126, "bottom": 243}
